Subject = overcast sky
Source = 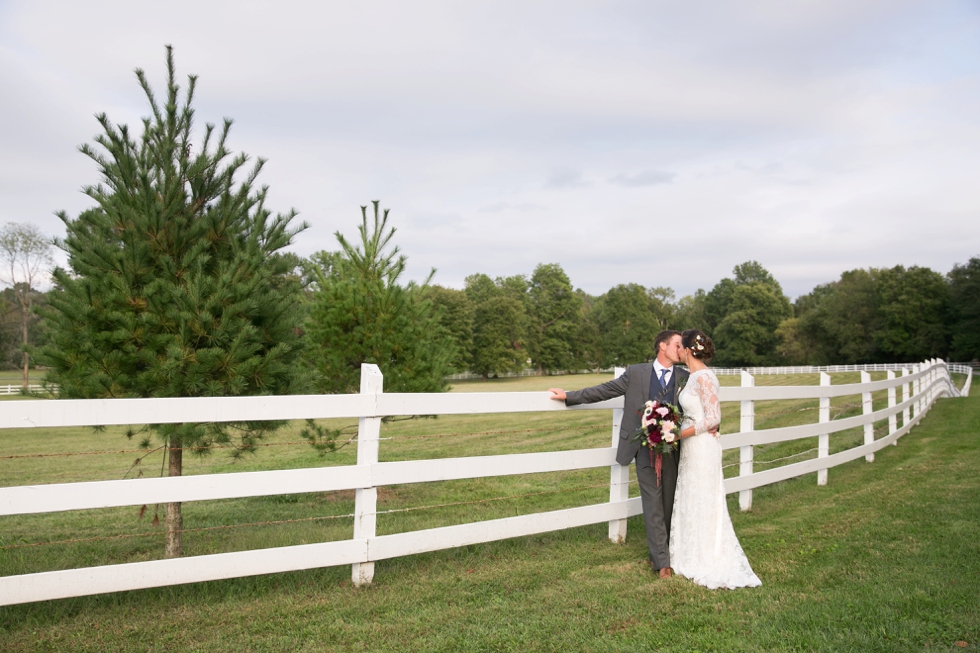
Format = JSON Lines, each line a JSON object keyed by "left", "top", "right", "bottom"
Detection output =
{"left": 1, "top": 1, "right": 978, "bottom": 299}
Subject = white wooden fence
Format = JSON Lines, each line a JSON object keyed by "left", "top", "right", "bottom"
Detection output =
{"left": 0, "top": 384, "right": 44, "bottom": 395}
{"left": 0, "top": 359, "right": 967, "bottom": 606}
{"left": 714, "top": 362, "right": 978, "bottom": 376}
{"left": 447, "top": 362, "right": 979, "bottom": 381}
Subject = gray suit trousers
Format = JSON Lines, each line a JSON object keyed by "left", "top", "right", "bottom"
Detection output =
{"left": 564, "top": 363, "right": 687, "bottom": 570}
{"left": 635, "top": 443, "right": 679, "bottom": 569}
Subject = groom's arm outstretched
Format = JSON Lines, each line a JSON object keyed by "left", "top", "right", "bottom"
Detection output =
{"left": 548, "top": 369, "right": 631, "bottom": 406}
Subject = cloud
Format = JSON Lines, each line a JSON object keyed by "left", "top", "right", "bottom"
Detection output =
{"left": 545, "top": 169, "right": 590, "bottom": 189}
{"left": 608, "top": 170, "right": 676, "bottom": 187}
{"left": 478, "top": 202, "right": 545, "bottom": 213}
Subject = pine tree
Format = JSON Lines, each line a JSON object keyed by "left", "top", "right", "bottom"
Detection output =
{"left": 304, "top": 202, "right": 456, "bottom": 394}
{"left": 39, "top": 47, "right": 308, "bottom": 558}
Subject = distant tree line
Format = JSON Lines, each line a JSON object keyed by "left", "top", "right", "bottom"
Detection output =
{"left": 417, "top": 257, "right": 980, "bottom": 376}
{"left": 9, "top": 246, "right": 980, "bottom": 383}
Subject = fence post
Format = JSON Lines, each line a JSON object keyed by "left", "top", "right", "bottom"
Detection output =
{"left": 608, "top": 366, "right": 629, "bottom": 544}
{"left": 861, "top": 371, "right": 874, "bottom": 462}
{"left": 924, "top": 360, "right": 932, "bottom": 409}
{"left": 928, "top": 359, "right": 934, "bottom": 402}
{"left": 817, "top": 372, "right": 830, "bottom": 486}
{"left": 352, "top": 363, "right": 383, "bottom": 587}
{"left": 887, "top": 370, "right": 897, "bottom": 445}
{"left": 922, "top": 360, "right": 933, "bottom": 408}
{"left": 912, "top": 364, "right": 921, "bottom": 419}
{"left": 739, "top": 371, "right": 754, "bottom": 511}
{"left": 929, "top": 359, "right": 936, "bottom": 405}
{"left": 901, "top": 368, "right": 910, "bottom": 427}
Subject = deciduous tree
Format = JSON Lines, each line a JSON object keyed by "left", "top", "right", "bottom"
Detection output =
{"left": 672, "top": 289, "right": 709, "bottom": 334}
{"left": 571, "top": 290, "right": 604, "bottom": 372}
{"left": 874, "top": 265, "right": 950, "bottom": 361}
{"left": 595, "top": 283, "right": 669, "bottom": 366}
{"left": 424, "top": 285, "right": 473, "bottom": 373}
{"left": 948, "top": 256, "right": 980, "bottom": 360}
{"left": 526, "top": 263, "right": 581, "bottom": 374}
{"left": 0, "top": 223, "right": 53, "bottom": 387}
{"left": 707, "top": 262, "right": 792, "bottom": 366}
{"left": 465, "top": 273, "right": 528, "bottom": 379}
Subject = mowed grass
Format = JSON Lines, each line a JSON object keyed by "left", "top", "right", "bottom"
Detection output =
{"left": 0, "top": 372, "right": 977, "bottom": 651}
{"left": 0, "top": 371, "right": 43, "bottom": 383}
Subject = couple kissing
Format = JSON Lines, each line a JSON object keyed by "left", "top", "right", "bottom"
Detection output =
{"left": 549, "top": 329, "right": 761, "bottom": 590}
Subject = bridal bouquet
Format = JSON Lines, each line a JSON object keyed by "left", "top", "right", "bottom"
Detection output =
{"left": 632, "top": 400, "right": 680, "bottom": 486}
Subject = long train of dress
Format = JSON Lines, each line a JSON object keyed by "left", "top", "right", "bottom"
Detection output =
{"left": 669, "top": 369, "right": 761, "bottom": 590}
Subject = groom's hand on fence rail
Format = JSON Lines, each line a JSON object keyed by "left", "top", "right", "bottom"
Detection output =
{"left": 548, "top": 388, "right": 567, "bottom": 401}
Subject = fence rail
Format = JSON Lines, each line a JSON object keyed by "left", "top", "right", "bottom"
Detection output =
{"left": 0, "top": 358, "right": 966, "bottom": 606}
{"left": 446, "top": 362, "right": 979, "bottom": 380}
{"left": 714, "top": 362, "right": 978, "bottom": 377}
{"left": 0, "top": 384, "right": 44, "bottom": 396}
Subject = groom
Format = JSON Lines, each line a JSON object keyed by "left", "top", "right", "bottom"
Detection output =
{"left": 548, "top": 330, "right": 689, "bottom": 578}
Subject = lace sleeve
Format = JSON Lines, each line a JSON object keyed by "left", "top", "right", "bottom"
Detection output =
{"left": 694, "top": 372, "right": 721, "bottom": 436}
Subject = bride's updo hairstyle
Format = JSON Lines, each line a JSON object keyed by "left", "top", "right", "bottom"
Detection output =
{"left": 682, "top": 329, "right": 715, "bottom": 362}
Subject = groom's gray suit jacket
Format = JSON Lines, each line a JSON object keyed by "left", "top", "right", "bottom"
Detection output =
{"left": 564, "top": 362, "right": 690, "bottom": 568}
{"left": 564, "top": 363, "right": 689, "bottom": 467}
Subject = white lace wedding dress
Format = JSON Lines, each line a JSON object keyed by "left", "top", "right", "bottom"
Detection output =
{"left": 670, "top": 369, "right": 761, "bottom": 589}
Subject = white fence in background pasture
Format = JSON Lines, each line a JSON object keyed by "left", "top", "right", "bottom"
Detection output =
{"left": 0, "top": 359, "right": 968, "bottom": 606}
{"left": 447, "top": 362, "right": 978, "bottom": 381}
{"left": 0, "top": 384, "right": 44, "bottom": 396}
{"left": 714, "top": 362, "right": 978, "bottom": 377}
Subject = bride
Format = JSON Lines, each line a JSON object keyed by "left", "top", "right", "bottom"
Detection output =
{"left": 670, "top": 329, "right": 761, "bottom": 589}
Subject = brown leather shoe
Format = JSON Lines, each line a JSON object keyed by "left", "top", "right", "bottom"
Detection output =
{"left": 658, "top": 567, "right": 673, "bottom": 579}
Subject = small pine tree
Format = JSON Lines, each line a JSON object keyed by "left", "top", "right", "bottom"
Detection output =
{"left": 39, "top": 47, "right": 308, "bottom": 558}
{"left": 304, "top": 202, "right": 455, "bottom": 394}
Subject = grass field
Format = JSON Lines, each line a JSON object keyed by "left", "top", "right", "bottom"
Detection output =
{"left": 0, "top": 372, "right": 977, "bottom": 651}
{"left": 0, "top": 370, "right": 44, "bottom": 383}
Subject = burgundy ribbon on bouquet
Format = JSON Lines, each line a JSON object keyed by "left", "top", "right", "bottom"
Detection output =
{"left": 650, "top": 449, "right": 663, "bottom": 487}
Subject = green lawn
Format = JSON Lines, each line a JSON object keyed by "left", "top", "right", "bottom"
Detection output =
{"left": 0, "top": 370, "right": 44, "bottom": 384}
{"left": 0, "top": 373, "right": 977, "bottom": 651}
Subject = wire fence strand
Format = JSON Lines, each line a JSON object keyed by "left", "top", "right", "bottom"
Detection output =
{"left": 0, "top": 481, "right": 617, "bottom": 551}
{"left": 1, "top": 425, "right": 613, "bottom": 460}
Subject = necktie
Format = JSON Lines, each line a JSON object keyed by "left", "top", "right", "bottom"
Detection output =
{"left": 660, "top": 368, "right": 670, "bottom": 389}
